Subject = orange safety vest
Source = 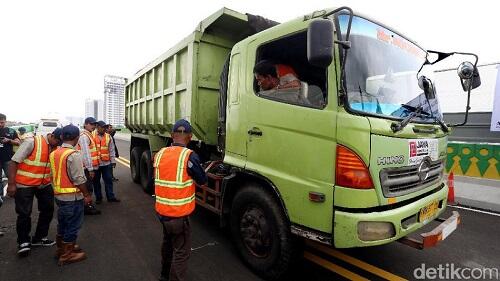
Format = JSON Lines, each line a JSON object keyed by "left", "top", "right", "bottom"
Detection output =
{"left": 77, "top": 130, "right": 99, "bottom": 167}
{"left": 49, "top": 147, "right": 80, "bottom": 195}
{"left": 93, "top": 132, "right": 111, "bottom": 162}
{"left": 153, "top": 146, "right": 196, "bottom": 217}
{"left": 15, "top": 135, "right": 52, "bottom": 186}
{"left": 275, "top": 64, "right": 297, "bottom": 78}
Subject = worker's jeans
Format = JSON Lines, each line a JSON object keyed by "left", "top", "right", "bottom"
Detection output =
{"left": 93, "top": 165, "right": 116, "bottom": 201}
{"left": 55, "top": 199, "right": 84, "bottom": 243}
{"left": 159, "top": 216, "right": 191, "bottom": 281}
{"left": 15, "top": 186, "right": 54, "bottom": 244}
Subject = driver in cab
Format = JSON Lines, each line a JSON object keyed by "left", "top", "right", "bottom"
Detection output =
{"left": 253, "top": 60, "right": 301, "bottom": 91}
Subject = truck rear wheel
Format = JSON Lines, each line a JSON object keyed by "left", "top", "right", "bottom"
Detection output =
{"left": 139, "top": 150, "right": 154, "bottom": 194}
{"left": 130, "top": 147, "right": 144, "bottom": 184}
{"left": 230, "top": 184, "right": 294, "bottom": 280}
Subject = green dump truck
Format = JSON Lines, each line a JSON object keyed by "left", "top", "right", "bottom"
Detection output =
{"left": 125, "top": 7, "right": 481, "bottom": 279}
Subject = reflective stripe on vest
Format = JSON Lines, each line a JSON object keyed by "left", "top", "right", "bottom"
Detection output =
{"left": 77, "top": 130, "right": 99, "bottom": 167}
{"left": 15, "top": 135, "right": 51, "bottom": 186}
{"left": 93, "top": 132, "right": 111, "bottom": 162}
{"left": 49, "top": 147, "right": 79, "bottom": 195}
{"left": 154, "top": 146, "right": 195, "bottom": 217}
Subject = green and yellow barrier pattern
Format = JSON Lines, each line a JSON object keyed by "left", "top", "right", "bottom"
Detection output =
{"left": 446, "top": 142, "right": 500, "bottom": 180}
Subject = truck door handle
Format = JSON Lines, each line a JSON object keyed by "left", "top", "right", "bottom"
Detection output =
{"left": 248, "top": 128, "right": 263, "bottom": 136}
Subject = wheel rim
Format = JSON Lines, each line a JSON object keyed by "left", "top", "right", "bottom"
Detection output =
{"left": 239, "top": 206, "right": 272, "bottom": 258}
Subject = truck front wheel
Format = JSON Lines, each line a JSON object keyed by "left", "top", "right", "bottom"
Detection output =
{"left": 230, "top": 184, "right": 294, "bottom": 280}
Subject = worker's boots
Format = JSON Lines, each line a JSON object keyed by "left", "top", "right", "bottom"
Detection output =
{"left": 58, "top": 242, "right": 87, "bottom": 266}
{"left": 55, "top": 236, "right": 83, "bottom": 258}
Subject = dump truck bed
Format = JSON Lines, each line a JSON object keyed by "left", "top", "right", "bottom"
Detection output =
{"left": 125, "top": 8, "right": 271, "bottom": 145}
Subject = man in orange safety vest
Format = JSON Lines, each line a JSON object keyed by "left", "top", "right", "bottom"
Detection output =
{"left": 7, "top": 128, "right": 63, "bottom": 256}
{"left": 77, "top": 117, "right": 101, "bottom": 215}
{"left": 50, "top": 124, "right": 92, "bottom": 265}
{"left": 154, "top": 119, "right": 207, "bottom": 281}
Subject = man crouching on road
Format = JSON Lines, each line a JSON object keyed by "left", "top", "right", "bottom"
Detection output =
{"left": 50, "top": 125, "right": 92, "bottom": 265}
{"left": 7, "top": 128, "right": 62, "bottom": 256}
{"left": 153, "top": 119, "right": 207, "bottom": 281}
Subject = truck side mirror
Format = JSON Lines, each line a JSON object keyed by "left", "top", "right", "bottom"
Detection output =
{"left": 457, "top": 61, "right": 481, "bottom": 91}
{"left": 418, "top": 76, "right": 436, "bottom": 100}
{"left": 307, "top": 19, "right": 334, "bottom": 68}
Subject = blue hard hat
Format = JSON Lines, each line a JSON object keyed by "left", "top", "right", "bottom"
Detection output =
{"left": 52, "top": 128, "right": 63, "bottom": 139}
{"left": 172, "top": 119, "right": 192, "bottom": 133}
{"left": 84, "top": 117, "right": 97, "bottom": 125}
{"left": 96, "top": 120, "right": 107, "bottom": 127}
{"left": 62, "top": 125, "right": 80, "bottom": 139}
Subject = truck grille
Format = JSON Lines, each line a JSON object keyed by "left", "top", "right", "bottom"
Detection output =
{"left": 379, "top": 159, "right": 444, "bottom": 197}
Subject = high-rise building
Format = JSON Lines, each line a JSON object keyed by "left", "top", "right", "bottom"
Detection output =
{"left": 85, "top": 99, "right": 104, "bottom": 120}
{"left": 104, "top": 75, "right": 127, "bottom": 127}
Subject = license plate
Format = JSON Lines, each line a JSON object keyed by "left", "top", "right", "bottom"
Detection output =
{"left": 419, "top": 200, "right": 439, "bottom": 223}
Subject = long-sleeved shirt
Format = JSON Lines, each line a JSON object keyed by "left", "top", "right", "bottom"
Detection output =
{"left": 11, "top": 134, "right": 51, "bottom": 189}
{"left": 55, "top": 143, "right": 86, "bottom": 201}
{"left": 172, "top": 143, "right": 207, "bottom": 185}
{"left": 95, "top": 133, "right": 116, "bottom": 166}
{"left": 77, "top": 130, "right": 96, "bottom": 171}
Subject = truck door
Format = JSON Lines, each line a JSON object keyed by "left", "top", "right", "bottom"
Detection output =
{"left": 244, "top": 30, "right": 338, "bottom": 233}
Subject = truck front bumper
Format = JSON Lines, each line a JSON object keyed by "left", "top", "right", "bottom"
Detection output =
{"left": 333, "top": 185, "right": 451, "bottom": 248}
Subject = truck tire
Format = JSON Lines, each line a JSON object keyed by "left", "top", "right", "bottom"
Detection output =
{"left": 230, "top": 184, "right": 294, "bottom": 280}
{"left": 139, "top": 150, "right": 154, "bottom": 194}
{"left": 130, "top": 147, "right": 144, "bottom": 184}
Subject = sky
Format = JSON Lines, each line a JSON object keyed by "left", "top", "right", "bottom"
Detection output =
{"left": 0, "top": 0, "right": 497, "bottom": 123}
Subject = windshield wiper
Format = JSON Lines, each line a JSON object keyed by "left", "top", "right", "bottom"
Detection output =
{"left": 358, "top": 83, "right": 383, "bottom": 114}
{"left": 391, "top": 104, "right": 449, "bottom": 133}
{"left": 390, "top": 105, "right": 431, "bottom": 133}
{"left": 431, "top": 115, "right": 449, "bottom": 133}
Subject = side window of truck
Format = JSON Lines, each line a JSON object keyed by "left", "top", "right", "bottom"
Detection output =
{"left": 229, "top": 53, "right": 240, "bottom": 104}
{"left": 253, "top": 31, "right": 328, "bottom": 109}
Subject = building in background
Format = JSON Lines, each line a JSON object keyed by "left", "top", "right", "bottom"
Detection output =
{"left": 85, "top": 98, "right": 104, "bottom": 120}
{"left": 104, "top": 75, "right": 127, "bottom": 127}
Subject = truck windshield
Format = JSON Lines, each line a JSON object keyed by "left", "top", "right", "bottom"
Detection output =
{"left": 338, "top": 15, "right": 442, "bottom": 122}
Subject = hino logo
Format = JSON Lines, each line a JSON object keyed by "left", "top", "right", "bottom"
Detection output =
{"left": 377, "top": 155, "right": 405, "bottom": 165}
{"left": 417, "top": 158, "right": 432, "bottom": 182}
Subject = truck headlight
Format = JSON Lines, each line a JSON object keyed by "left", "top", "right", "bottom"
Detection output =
{"left": 357, "top": 221, "right": 396, "bottom": 241}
